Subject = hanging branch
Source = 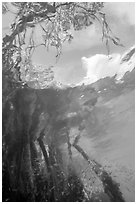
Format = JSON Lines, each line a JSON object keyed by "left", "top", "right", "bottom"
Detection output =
{"left": 3, "top": 2, "right": 123, "bottom": 67}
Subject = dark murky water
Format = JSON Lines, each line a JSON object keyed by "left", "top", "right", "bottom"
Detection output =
{"left": 3, "top": 73, "right": 135, "bottom": 201}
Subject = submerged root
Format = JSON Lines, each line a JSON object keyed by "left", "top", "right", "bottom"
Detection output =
{"left": 73, "top": 142, "right": 124, "bottom": 202}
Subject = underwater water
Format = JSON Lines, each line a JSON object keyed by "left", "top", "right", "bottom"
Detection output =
{"left": 3, "top": 69, "right": 135, "bottom": 202}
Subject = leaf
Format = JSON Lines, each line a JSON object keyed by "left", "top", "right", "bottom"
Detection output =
{"left": 112, "top": 38, "right": 124, "bottom": 47}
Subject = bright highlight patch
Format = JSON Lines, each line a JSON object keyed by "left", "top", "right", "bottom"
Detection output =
{"left": 79, "top": 46, "right": 134, "bottom": 85}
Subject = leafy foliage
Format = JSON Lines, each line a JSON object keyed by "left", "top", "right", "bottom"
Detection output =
{"left": 2, "top": 2, "right": 123, "bottom": 90}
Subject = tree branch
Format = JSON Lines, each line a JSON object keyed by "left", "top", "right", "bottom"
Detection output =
{"left": 55, "top": 2, "right": 74, "bottom": 9}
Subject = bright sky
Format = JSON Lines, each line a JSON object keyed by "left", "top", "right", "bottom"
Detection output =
{"left": 2, "top": 2, "right": 135, "bottom": 85}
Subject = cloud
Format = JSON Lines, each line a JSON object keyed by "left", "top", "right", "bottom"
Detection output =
{"left": 54, "top": 53, "right": 122, "bottom": 85}
{"left": 80, "top": 53, "right": 121, "bottom": 84}
{"left": 79, "top": 45, "right": 135, "bottom": 85}
{"left": 62, "top": 24, "right": 102, "bottom": 51}
{"left": 104, "top": 2, "right": 135, "bottom": 26}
